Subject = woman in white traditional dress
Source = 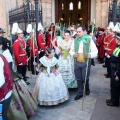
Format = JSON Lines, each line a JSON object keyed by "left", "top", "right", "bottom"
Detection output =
{"left": 34, "top": 48, "right": 69, "bottom": 106}
{"left": 53, "top": 30, "right": 77, "bottom": 88}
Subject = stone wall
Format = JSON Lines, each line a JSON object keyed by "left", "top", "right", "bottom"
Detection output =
{"left": 0, "top": 0, "right": 7, "bottom": 36}
{"left": 96, "top": 0, "right": 109, "bottom": 28}
{"left": 41, "top": 0, "right": 52, "bottom": 27}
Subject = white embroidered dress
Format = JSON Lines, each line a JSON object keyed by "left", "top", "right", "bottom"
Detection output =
{"left": 58, "top": 39, "right": 77, "bottom": 88}
{"left": 35, "top": 56, "right": 69, "bottom": 106}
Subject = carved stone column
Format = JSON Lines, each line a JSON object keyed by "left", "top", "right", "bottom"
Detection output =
{"left": 96, "top": 0, "right": 102, "bottom": 27}
{"left": 41, "top": 0, "right": 52, "bottom": 26}
{"left": 101, "top": 0, "right": 109, "bottom": 28}
{"left": 96, "top": 0, "right": 108, "bottom": 28}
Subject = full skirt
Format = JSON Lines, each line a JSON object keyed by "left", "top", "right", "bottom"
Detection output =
{"left": 7, "top": 79, "right": 38, "bottom": 120}
{"left": 58, "top": 56, "right": 77, "bottom": 88}
{"left": 34, "top": 72, "right": 69, "bottom": 106}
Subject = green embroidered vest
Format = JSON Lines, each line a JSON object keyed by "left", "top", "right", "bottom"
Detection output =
{"left": 74, "top": 35, "right": 91, "bottom": 63}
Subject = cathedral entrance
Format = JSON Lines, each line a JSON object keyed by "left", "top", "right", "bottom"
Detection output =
{"left": 55, "top": 0, "right": 91, "bottom": 27}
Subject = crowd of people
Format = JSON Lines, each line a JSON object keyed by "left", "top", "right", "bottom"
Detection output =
{"left": 0, "top": 21, "right": 120, "bottom": 120}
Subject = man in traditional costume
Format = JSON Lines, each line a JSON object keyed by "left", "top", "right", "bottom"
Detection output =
{"left": 48, "top": 23, "right": 55, "bottom": 37}
{"left": 11, "top": 23, "right": 19, "bottom": 43}
{"left": 70, "top": 26, "right": 98, "bottom": 100}
{"left": 13, "top": 28, "right": 30, "bottom": 85}
{"left": 27, "top": 24, "right": 39, "bottom": 75}
{"left": 37, "top": 23, "right": 46, "bottom": 58}
{"left": 96, "top": 28, "right": 106, "bottom": 63}
{"left": 46, "top": 30, "right": 53, "bottom": 48}
{"left": 104, "top": 27, "right": 117, "bottom": 78}
{"left": 103, "top": 27, "right": 112, "bottom": 68}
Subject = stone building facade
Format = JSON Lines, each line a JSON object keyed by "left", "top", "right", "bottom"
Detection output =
{"left": 0, "top": 0, "right": 119, "bottom": 36}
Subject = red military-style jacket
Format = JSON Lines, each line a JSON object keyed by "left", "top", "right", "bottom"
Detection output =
{"left": 37, "top": 33, "right": 46, "bottom": 51}
{"left": 46, "top": 33, "right": 55, "bottom": 48}
{"left": 103, "top": 33, "right": 112, "bottom": 49}
{"left": 105, "top": 36, "right": 117, "bottom": 55}
{"left": 96, "top": 33, "right": 106, "bottom": 58}
{"left": 27, "top": 38, "right": 38, "bottom": 57}
{"left": 13, "top": 38, "right": 27, "bottom": 66}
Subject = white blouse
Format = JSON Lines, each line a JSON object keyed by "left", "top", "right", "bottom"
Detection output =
{"left": 70, "top": 37, "right": 98, "bottom": 59}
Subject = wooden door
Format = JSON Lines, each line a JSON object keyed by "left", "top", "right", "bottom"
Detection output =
{"left": 55, "top": 0, "right": 91, "bottom": 27}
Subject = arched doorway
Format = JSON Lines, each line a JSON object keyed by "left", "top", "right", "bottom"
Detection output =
{"left": 55, "top": 0, "right": 91, "bottom": 27}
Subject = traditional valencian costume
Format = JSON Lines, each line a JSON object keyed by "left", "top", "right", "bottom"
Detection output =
{"left": 2, "top": 28, "right": 38, "bottom": 120}
{"left": 34, "top": 56, "right": 69, "bottom": 106}
{"left": 58, "top": 39, "right": 77, "bottom": 88}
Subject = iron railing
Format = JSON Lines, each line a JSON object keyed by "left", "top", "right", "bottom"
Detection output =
{"left": 9, "top": 1, "right": 42, "bottom": 25}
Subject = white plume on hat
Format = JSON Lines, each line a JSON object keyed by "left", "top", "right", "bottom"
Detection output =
{"left": 26, "top": 24, "right": 32, "bottom": 33}
{"left": 17, "top": 28, "right": 23, "bottom": 34}
{"left": 37, "top": 22, "right": 44, "bottom": 31}
{"left": 112, "top": 26, "right": 117, "bottom": 32}
{"left": 12, "top": 23, "right": 19, "bottom": 34}
{"left": 108, "top": 22, "right": 114, "bottom": 29}
{"left": 114, "top": 23, "right": 120, "bottom": 33}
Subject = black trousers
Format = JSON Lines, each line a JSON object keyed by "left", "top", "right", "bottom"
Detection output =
{"left": 17, "top": 65, "right": 27, "bottom": 81}
{"left": 91, "top": 59, "right": 95, "bottom": 65}
{"left": 106, "top": 57, "right": 111, "bottom": 75}
{"left": 0, "top": 96, "right": 12, "bottom": 120}
{"left": 110, "top": 67, "right": 120, "bottom": 104}
{"left": 30, "top": 57, "right": 39, "bottom": 75}
{"left": 74, "top": 61, "right": 91, "bottom": 96}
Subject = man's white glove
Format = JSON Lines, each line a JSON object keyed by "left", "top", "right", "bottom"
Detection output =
{"left": 107, "top": 55, "right": 110, "bottom": 58}
{"left": 38, "top": 51, "right": 41, "bottom": 54}
{"left": 18, "top": 63, "right": 23, "bottom": 66}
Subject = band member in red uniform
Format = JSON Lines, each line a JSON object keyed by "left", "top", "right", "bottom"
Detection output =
{"left": 103, "top": 27, "right": 112, "bottom": 68}
{"left": 96, "top": 28, "right": 106, "bottom": 63}
{"left": 46, "top": 30, "right": 54, "bottom": 48}
{"left": 105, "top": 29, "right": 117, "bottom": 78}
{"left": 104, "top": 27, "right": 112, "bottom": 51}
{"left": 37, "top": 23, "right": 46, "bottom": 58}
{"left": 13, "top": 28, "right": 30, "bottom": 84}
{"left": 49, "top": 23, "right": 55, "bottom": 37}
{"left": 27, "top": 32, "right": 39, "bottom": 75}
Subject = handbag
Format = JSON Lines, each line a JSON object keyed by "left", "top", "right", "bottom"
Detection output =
{"left": 0, "top": 104, "right": 3, "bottom": 120}
{"left": 76, "top": 53, "right": 85, "bottom": 63}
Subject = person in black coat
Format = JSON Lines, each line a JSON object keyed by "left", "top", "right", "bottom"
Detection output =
{"left": 106, "top": 32, "right": 120, "bottom": 107}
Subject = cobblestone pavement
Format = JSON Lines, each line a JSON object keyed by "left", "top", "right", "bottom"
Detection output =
{"left": 28, "top": 61, "right": 120, "bottom": 120}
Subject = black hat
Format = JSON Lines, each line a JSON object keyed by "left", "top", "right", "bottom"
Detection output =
{"left": 116, "top": 32, "right": 120, "bottom": 40}
{"left": 0, "top": 37, "right": 4, "bottom": 45}
{"left": 0, "top": 28, "right": 5, "bottom": 33}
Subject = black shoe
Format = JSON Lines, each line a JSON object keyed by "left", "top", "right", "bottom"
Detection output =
{"left": 106, "top": 99, "right": 111, "bottom": 103}
{"left": 99, "top": 61, "right": 104, "bottom": 64}
{"left": 105, "top": 74, "right": 111, "bottom": 78}
{"left": 86, "top": 90, "right": 90, "bottom": 95}
{"left": 102, "top": 65, "right": 107, "bottom": 68}
{"left": 104, "top": 74, "right": 108, "bottom": 76}
{"left": 74, "top": 95, "right": 83, "bottom": 100}
{"left": 106, "top": 100, "right": 119, "bottom": 107}
{"left": 25, "top": 81, "right": 30, "bottom": 85}
{"left": 91, "top": 64, "right": 95, "bottom": 66}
